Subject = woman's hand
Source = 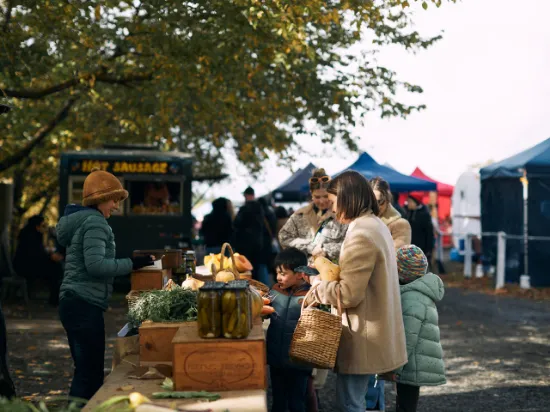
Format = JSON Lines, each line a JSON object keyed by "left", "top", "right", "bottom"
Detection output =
{"left": 311, "top": 245, "right": 326, "bottom": 258}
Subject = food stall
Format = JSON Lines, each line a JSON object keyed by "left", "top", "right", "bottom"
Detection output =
{"left": 59, "top": 144, "right": 193, "bottom": 259}
{"left": 82, "top": 244, "right": 270, "bottom": 411}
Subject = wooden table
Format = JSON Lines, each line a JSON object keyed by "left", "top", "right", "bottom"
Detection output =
{"left": 83, "top": 355, "right": 267, "bottom": 412}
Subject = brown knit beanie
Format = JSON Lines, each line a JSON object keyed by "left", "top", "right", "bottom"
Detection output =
{"left": 82, "top": 168, "right": 128, "bottom": 206}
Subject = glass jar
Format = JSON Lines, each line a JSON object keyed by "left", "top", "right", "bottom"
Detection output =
{"left": 184, "top": 250, "right": 196, "bottom": 275}
{"left": 197, "top": 282, "right": 224, "bottom": 338}
{"left": 222, "top": 280, "right": 252, "bottom": 339}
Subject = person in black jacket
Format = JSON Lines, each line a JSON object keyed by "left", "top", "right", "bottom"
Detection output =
{"left": 0, "top": 102, "right": 15, "bottom": 399}
{"left": 405, "top": 194, "right": 435, "bottom": 263}
{"left": 233, "top": 187, "right": 270, "bottom": 285}
{"left": 13, "top": 215, "right": 64, "bottom": 306}
{"left": 200, "top": 197, "right": 234, "bottom": 254}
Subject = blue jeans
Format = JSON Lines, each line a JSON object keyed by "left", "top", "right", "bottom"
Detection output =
{"left": 270, "top": 366, "right": 309, "bottom": 412}
{"left": 366, "top": 375, "right": 385, "bottom": 410}
{"left": 336, "top": 374, "right": 371, "bottom": 412}
{"left": 59, "top": 291, "right": 105, "bottom": 400}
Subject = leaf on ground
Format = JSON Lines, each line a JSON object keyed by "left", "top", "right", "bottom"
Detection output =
{"left": 27, "top": 346, "right": 37, "bottom": 351}
{"left": 456, "top": 321, "right": 463, "bottom": 326}
{"left": 117, "top": 385, "right": 135, "bottom": 391}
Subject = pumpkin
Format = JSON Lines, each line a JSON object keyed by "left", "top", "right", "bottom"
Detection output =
{"left": 233, "top": 253, "right": 253, "bottom": 272}
{"left": 314, "top": 256, "right": 341, "bottom": 282}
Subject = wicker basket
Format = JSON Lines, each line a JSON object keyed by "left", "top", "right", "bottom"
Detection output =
{"left": 289, "top": 284, "right": 343, "bottom": 369}
{"left": 248, "top": 279, "right": 270, "bottom": 295}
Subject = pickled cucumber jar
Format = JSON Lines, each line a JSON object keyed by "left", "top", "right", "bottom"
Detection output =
{"left": 197, "top": 282, "right": 224, "bottom": 338}
{"left": 222, "top": 280, "right": 252, "bottom": 339}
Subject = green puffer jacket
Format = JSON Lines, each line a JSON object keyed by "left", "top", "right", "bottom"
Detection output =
{"left": 56, "top": 204, "right": 133, "bottom": 310}
{"left": 396, "top": 272, "right": 446, "bottom": 387}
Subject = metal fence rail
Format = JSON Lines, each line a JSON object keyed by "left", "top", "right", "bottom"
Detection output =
{"left": 448, "top": 231, "right": 550, "bottom": 290}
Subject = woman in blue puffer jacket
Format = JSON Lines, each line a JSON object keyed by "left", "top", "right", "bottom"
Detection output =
{"left": 56, "top": 168, "right": 154, "bottom": 401}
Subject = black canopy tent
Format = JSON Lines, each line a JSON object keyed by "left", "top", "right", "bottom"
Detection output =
{"left": 480, "top": 137, "right": 550, "bottom": 287}
{"left": 271, "top": 162, "right": 317, "bottom": 203}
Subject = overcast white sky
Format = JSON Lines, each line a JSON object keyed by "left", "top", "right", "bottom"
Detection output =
{"left": 195, "top": 0, "right": 550, "bottom": 216}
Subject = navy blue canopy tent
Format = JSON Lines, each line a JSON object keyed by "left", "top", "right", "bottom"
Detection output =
{"left": 480, "top": 137, "right": 550, "bottom": 288}
{"left": 272, "top": 163, "right": 317, "bottom": 203}
{"left": 334, "top": 152, "right": 436, "bottom": 192}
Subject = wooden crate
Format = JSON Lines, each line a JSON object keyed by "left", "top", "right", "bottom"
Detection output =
{"left": 139, "top": 321, "right": 196, "bottom": 366}
{"left": 172, "top": 323, "right": 267, "bottom": 392}
{"left": 131, "top": 268, "right": 171, "bottom": 291}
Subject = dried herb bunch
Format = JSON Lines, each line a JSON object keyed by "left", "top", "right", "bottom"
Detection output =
{"left": 128, "top": 288, "right": 198, "bottom": 327}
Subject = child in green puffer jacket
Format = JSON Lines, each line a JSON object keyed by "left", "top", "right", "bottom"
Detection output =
{"left": 390, "top": 245, "right": 446, "bottom": 412}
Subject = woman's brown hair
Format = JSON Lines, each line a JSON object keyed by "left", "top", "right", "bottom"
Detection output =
{"left": 328, "top": 171, "right": 379, "bottom": 220}
{"left": 309, "top": 168, "right": 330, "bottom": 192}
{"left": 369, "top": 176, "right": 393, "bottom": 205}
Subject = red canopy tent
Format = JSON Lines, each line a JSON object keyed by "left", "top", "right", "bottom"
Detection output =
{"left": 398, "top": 167, "right": 454, "bottom": 246}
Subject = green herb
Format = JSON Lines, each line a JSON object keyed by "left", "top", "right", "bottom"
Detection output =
{"left": 128, "top": 288, "right": 198, "bottom": 327}
{"left": 318, "top": 304, "right": 331, "bottom": 313}
{"left": 151, "top": 391, "right": 221, "bottom": 401}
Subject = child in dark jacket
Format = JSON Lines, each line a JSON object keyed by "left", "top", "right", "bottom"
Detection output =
{"left": 267, "top": 248, "right": 312, "bottom": 412}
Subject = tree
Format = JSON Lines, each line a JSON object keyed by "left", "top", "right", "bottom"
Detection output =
{"left": 0, "top": 0, "right": 452, "bottom": 228}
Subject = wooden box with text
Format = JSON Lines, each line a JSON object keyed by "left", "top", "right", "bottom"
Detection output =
{"left": 172, "top": 324, "right": 267, "bottom": 391}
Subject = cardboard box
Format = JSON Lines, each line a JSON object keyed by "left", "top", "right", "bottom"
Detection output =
{"left": 172, "top": 323, "right": 267, "bottom": 391}
{"left": 131, "top": 268, "right": 171, "bottom": 291}
{"left": 139, "top": 321, "right": 196, "bottom": 366}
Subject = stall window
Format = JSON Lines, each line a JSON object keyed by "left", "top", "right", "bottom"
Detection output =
{"left": 127, "top": 180, "right": 182, "bottom": 215}
{"left": 68, "top": 176, "right": 124, "bottom": 216}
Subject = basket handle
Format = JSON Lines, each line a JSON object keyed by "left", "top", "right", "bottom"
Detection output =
{"left": 302, "top": 283, "right": 343, "bottom": 318}
{"left": 220, "top": 243, "right": 240, "bottom": 279}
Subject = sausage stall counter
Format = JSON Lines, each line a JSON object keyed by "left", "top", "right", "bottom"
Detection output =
{"left": 59, "top": 144, "right": 194, "bottom": 260}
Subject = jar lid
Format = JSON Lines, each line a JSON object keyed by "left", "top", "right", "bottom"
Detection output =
{"left": 225, "top": 280, "right": 249, "bottom": 290}
{"left": 199, "top": 281, "right": 226, "bottom": 291}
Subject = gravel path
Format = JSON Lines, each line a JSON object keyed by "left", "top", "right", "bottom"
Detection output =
{"left": 4, "top": 286, "right": 550, "bottom": 411}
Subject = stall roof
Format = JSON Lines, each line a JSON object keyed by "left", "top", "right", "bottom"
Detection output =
{"left": 480, "top": 137, "right": 550, "bottom": 179}
{"left": 411, "top": 167, "right": 454, "bottom": 196}
{"left": 335, "top": 152, "right": 436, "bottom": 192}
{"left": 272, "top": 162, "right": 317, "bottom": 202}
{"left": 62, "top": 148, "right": 192, "bottom": 161}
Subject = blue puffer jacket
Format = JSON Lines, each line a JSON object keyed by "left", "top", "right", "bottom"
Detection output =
{"left": 56, "top": 204, "right": 133, "bottom": 310}
{"left": 266, "top": 282, "right": 312, "bottom": 371}
{"left": 396, "top": 272, "right": 446, "bottom": 387}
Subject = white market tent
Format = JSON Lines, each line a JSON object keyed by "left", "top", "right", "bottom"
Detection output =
{"left": 451, "top": 169, "right": 481, "bottom": 248}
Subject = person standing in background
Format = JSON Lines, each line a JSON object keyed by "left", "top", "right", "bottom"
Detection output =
{"left": 233, "top": 187, "right": 271, "bottom": 285}
{"left": 200, "top": 197, "right": 234, "bottom": 255}
{"left": 405, "top": 194, "right": 435, "bottom": 265}
{"left": 0, "top": 102, "right": 15, "bottom": 399}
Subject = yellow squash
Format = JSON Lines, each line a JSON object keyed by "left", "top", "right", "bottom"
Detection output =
{"left": 314, "top": 256, "right": 341, "bottom": 281}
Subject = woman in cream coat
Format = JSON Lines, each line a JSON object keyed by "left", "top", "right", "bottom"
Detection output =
{"left": 310, "top": 171, "right": 407, "bottom": 412}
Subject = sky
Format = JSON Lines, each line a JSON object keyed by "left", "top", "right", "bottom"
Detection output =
{"left": 194, "top": 0, "right": 550, "bottom": 217}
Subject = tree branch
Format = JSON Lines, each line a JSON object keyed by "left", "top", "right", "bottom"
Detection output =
{"left": 0, "top": 97, "right": 78, "bottom": 173}
{"left": 2, "top": 0, "right": 12, "bottom": 32}
{"left": 1, "top": 71, "right": 154, "bottom": 99}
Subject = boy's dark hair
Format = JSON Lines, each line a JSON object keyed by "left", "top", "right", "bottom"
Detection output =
{"left": 274, "top": 247, "right": 307, "bottom": 272}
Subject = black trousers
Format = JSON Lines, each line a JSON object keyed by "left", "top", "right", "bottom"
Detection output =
{"left": 0, "top": 303, "right": 15, "bottom": 398}
{"left": 59, "top": 291, "right": 105, "bottom": 401}
{"left": 396, "top": 383, "right": 420, "bottom": 412}
{"left": 270, "top": 366, "right": 310, "bottom": 412}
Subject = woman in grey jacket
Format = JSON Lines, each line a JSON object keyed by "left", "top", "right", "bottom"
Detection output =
{"left": 56, "top": 168, "right": 153, "bottom": 401}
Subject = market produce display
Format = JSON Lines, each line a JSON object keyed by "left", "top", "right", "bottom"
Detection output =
{"left": 128, "top": 287, "right": 198, "bottom": 327}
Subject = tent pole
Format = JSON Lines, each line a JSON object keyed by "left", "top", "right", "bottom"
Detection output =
{"left": 520, "top": 170, "right": 530, "bottom": 289}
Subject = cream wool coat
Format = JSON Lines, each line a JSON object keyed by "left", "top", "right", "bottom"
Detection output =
{"left": 314, "top": 212, "right": 407, "bottom": 375}
{"left": 380, "top": 204, "right": 412, "bottom": 250}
